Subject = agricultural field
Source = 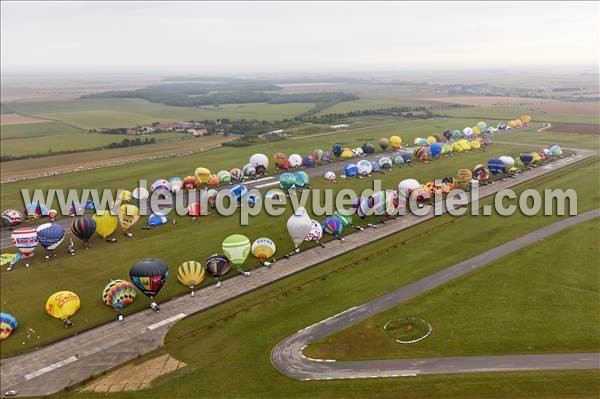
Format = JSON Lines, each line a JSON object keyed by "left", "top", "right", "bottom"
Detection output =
{"left": 500, "top": 130, "right": 599, "bottom": 150}
{"left": 315, "top": 99, "right": 438, "bottom": 116}
{"left": 45, "top": 158, "right": 600, "bottom": 399}
{"left": 0, "top": 121, "right": 81, "bottom": 140}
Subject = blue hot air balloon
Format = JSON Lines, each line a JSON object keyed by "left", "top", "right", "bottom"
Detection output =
{"left": 0, "top": 312, "right": 18, "bottom": 341}
{"left": 430, "top": 143, "right": 443, "bottom": 158}
{"left": 148, "top": 214, "right": 168, "bottom": 227}
{"left": 230, "top": 184, "right": 249, "bottom": 204}
{"left": 344, "top": 164, "right": 358, "bottom": 177}
{"left": 332, "top": 144, "right": 343, "bottom": 158}
{"left": 488, "top": 158, "right": 506, "bottom": 175}
{"left": 370, "top": 161, "right": 381, "bottom": 173}
{"left": 322, "top": 216, "right": 344, "bottom": 237}
{"left": 401, "top": 152, "right": 412, "bottom": 163}
{"left": 36, "top": 222, "right": 65, "bottom": 252}
{"left": 85, "top": 200, "right": 96, "bottom": 211}
{"left": 520, "top": 152, "right": 534, "bottom": 165}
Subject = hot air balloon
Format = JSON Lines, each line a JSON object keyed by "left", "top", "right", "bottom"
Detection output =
{"left": 369, "top": 161, "right": 380, "bottom": 174}
{"left": 11, "top": 227, "right": 38, "bottom": 258}
{"left": 48, "top": 209, "right": 58, "bottom": 222}
{"left": 0, "top": 312, "right": 17, "bottom": 341}
{"left": 129, "top": 258, "right": 169, "bottom": 309}
{"left": 217, "top": 170, "right": 231, "bottom": 184}
{"left": 71, "top": 215, "right": 96, "bottom": 247}
{"left": 69, "top": 201, "right": 85, "bottom": 216}
{"left": 313, "top": 149, "right": 324, "bottom": 163}
{"left": 230, "top": 184, "right": 249, "bottom": 204}
{"left": 430, "top": 143, "right": 443, "bottom": 158}
{"left": 472, "top": 164, "right": 490, "bottom": 183}
{"left": 251, "top": 238, "right": 276, "bottom": 264}
{"left": 549, "top": 145, "right": 563, "bottom": 156}
{"left": 442, "top": 176, "right": 458, "bottom": 189}
{"left": 148, "top": 213, "right": 168, "bottom": 227}
{"left": 414, "top": 146, "right": 429, "bottom": 161}
{"left": 361, "top": 143, "right": 375, "bottom": 155}
{"left": 401, "top": 152, "right": 412, "bottom": 164}
{"left": 151, "top": 179, "right": 171, "bottom": 193}
{"left": 322, "top": 216, "right": 343, "bottom": 238}
{"left": 93, "top": 211, "right": 118, "bottom": 240}
{"left": 242, "top": 163, "right": 256, "bottom": 179}
{"left": 357, "top": 159, "right": 373, "bottom": 175}
{"left": 168, "top": 177, "right": 183, "bottom": 193}
{"left": 187, "top": 202, "right": 204, "bottom": 218}
{"left": 499, "top": 155, "right": 515, "bottom": 170}
{"left": 204, "top": 174, "right": 219, "bottom": 187}
{"left": 520, "top": 115, "right": 532, "bottom": 125}
{"left": 102, "top": 280, "right": 136, "bottom": 311}
{"left": 24, "top": 202, "right": 48, "bottom": 222}
{"left": 205, "top": 189, "right": 219, "bottom": 209}
{"left": 426, "top": 136, "right": 436, "bottom": 145}
{"left": 488, "top": 158, "right": 506, "bottom": 175}
{"left": 457, "top": 168, "right": 473, "bottom": 187}
{"left": 279, "top": 172, "right": 296, "bottom": 191}
{"left": 222, "top": 234, "right": 251, "bottom": 274}
{"left": 398, "top": 179, "right": 420, "bottom": 198}
{"left": 230, "top": 168, "right": 243, "bottom": 182}
{"left": 389, "top": 136, "right": 402, "bottom": 149}
{"left": 322, "top": 151, "right": 333, "bottom": 162}
{"left": 305, "top": 219, "right": 323, "bottom": 243}
{"left": 273, "top": 152, "right": 288, "bottom": 169}
{"left": 118, "top": 204, "right": 139, "bottom": 235}
{"left": 250, "top": 153, "right": 269, "bottom": 175}
{"left": 195, "top": 167, "right": 211, "bottom": 185}
{"left": 344, "top": 163, "right": 358, "bottom": 177}
{"left": 46, "top": 291, "right": 80, "bottom": 327}
{"left": 1, "top": 209, "right": 23, "bottom": 228}
{"left": 451, "top": 130, "right": 462, "bottom": 139}
{"left": 520, "top": 152, "right": 534, "bottom": 165}
{"left": 183, "top": 176, "right": 200, "bottom": 189}
{"left": 333, "top": 211, "right": 353, "bottom": 228}
{"left": 341, "top": 148, "right": 353, "bottom": 159}
{"left": 476, "top": 121, "right": 487, "bottom": 131}
{"left": 118, "top": 189, "right": 133, "bottom": 203}
{"left": 379, "top": 138, "right": 389, "bottom": 151}
{"left": 412, "top": 186, "right": 431, "bottom": 203}
{"left": 287, "top": 207, "right": 312, "bottom": 252}
{"left": 324, "top": 171, "right": 336, "bottom": 181}
{"left": 205, "top": 254, "right": 231, "bottom": 287}
{"left": 470, "top": 140, "right": 481, "bottom": 150}
{"left": 265, "top": 189, "right": 286, "bottom": 202}
{"left": 295, "top": 171, "right": 310, "bottom": 188}
{"left": 288, "top": 154, "right": 302, "bottom": 168}
{"left": 36, "top": 223, "right": 65, "bottom": 258}
{"left": 393, "top": 155, "right": 405, "bottom": 165}
{"left": 497, "top": 123, "right": 507, "bottom": 130}
{"left": 302, "top": 155, "right": 315, "bottom": 167}
{"left": 133, "top": 186, "right": 150, "bottom": 200}
{"left": 378, "top": 157, "right": 392, "bottom": 169}
{"left": 414, "top": 137, "right": 428, "bottom": 146}
{"left": 177, "top": 261, "right": 205, "bottom": 296}
{"left": 332, "top": 144, "right": 343, "bottom": 158}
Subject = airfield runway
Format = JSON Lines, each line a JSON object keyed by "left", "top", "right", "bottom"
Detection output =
{"left": 0, "top": 148, "right": 595, "bottom": 397}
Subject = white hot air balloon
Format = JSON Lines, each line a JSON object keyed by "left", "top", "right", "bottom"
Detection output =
{"left": 249, "top": 153, "right": 269, "bottom": 175}
{"left": 286, "top": 207, "right": 312, "bottom": 253}
{"left": 288, "top": 154, "right": 302, "bottom": 168}
{"left": 398, "top": 179, "right": 420, "bottom": 198}
{"left": 132, "top": 187, "right": 149, "bottom": 200}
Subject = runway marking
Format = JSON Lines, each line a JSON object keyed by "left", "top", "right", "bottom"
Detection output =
{"left": 251, "top": 176, "right": 274, "bottom": 183}
{"left": 24, "top": 356, "right": 78, "bottom": 380}
{"left": 146, "top": 313, "right": 186, "bottom": 331}
{"left": 254, "top": 181, "right": 279, "bottom": 189}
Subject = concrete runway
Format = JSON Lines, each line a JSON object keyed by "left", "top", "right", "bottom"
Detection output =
{"left": 270, "top": 209, "right": 600, "bottom": 380}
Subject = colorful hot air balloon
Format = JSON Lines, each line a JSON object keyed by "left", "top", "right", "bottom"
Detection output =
{"left": 129, "top": 258, "right": 169, "bottom": 300}
{"left": 168, "top": 177, "right": 183, "bottom": 193}
{"left": 378, "top": 157, "right": 392, "bottom": 169}
{"left": 357, "top": 159, "right": 373, "bottom": 175}
{"left": 71, "top": 215, "right": 96, "bottom": 246}
{"left": 476, "top": 121, "right": 487, "bottom": 131}
{"left": 195, "top": 167, "right": 212, "bottom": 184}
{"left": 118, "top": 204, "right": 139, "bottom": 233}
{"left": 279, "top": 172, "right": 296, "bottom": 191}
{"left": 46, "top": 291, "right": 80, "bottom": 325}
{"left": 389, "top": 136, "right": 402, "bottom": 149}
{"left": 302, "top": 155, "right": 316, "bottom": 167}
{"left": 370, "top": 161, "right": 381, "bottom": 173}
{"left": 230, "top": 168, "right": 243, "bottom": 182}
{"left": 151, "top": 179, "right": 171, "bottom": 193}
{"left": 188, "top": 202, "right": 204, "bottom": 217}
{"left": 274, "top": 152, "right": 288, "bottom": 169}
{"left": 132, "top": 187, "right": 150, "bottom": 200}
{"left": 222, "top": 234, "right": 251, "bottom": 271}
{"left": 520, "top": 152, "right": 534, "bottom": 165}
{"left": 463, "top": 127, "right": 473, "bottom": 138}
{"left": 344, "top": 163, "right": 358, "bottom": 177}
{"left": 11, "top": 226, "right": 38, "bottom": 258}
{"left": 472, "top": 164, "right": 490, "bottom": 183}
{"left": 322, "top": 216, "right": 343, "bottom": 237}
{"left": 520, "top": 115, "right": 532, "bottom": 125}
{"left": 324, "top": 171, "right": 336, "bottom": 181}
{"left": 230, "top": 184, "right": 249, "bottom": 204}
{"left": 288, "top": 154, "right": 302, "bottom": 168}
{"left": 205, "top": 189, "right": 218, "bottom": 209}
{"left": 250, "top": 153, "right": 269, "bottom": 175}
{"left": 177, "top": 261, "right": 205, "bottom": 292}
{"left": 488, "top": 158, "right": 506, "bottom": 175}
{"left": 1, "top": 209, "right": 24, "bottom": 228}
{"left": 333, "top": 211, "right": 353, "bottom": 228}
{"left": 549, "top": 145, "right": 563, "bottom": 156}
{"left": 287, "top": 207, "right": 312, "bottom": 250}
{"left": 217, "top": 170, "right": 232, "bottom": 184}
{"left": 24, "top": 202, "right": 48, "bottom": 221}
{"left": 205, "top": 254, "right": 230, "bottom": 286}
{"left": 457, "top": 168, "right": 473, "bottom": 186}
{"left": 183, "top": 176, "right": 200, "bottom": 189}
{"left": 414, "top": 137, "right": 428, "bottom": 146}
{"left": 341, "top": 148, "right": 353, "bottom": 159}
{"left": 0, "top": 312, "right": 17, "bottom": 341}
{"left": 36, "top": 223, "right": 65, "bottom": 253}
{"left": 206, "top": 174, "right": 220, "bottom": 187}
{"left": 93, "top": 211, "right": 118, "bottom": 239}
{"left": 251, "top": 238, "right": 276, "bottom": 260}
{"left": 305, "top": 220, "right": 323, "bottom": 242}
{"left": 499, "top": 155, "right": 515, "bottom": 170}
{"left": 242, "top": 163, "right": 256, "bottom": 178}
{"left": 313, "top": 149, "right": 324, "bottom": 163}
{"left": 379, "top": 138, "right": 389, "bottom": 151}
{"left": 398, "top": 179, "right": 420, "bottom": 198}
{"left": 102, "top": 280, "right": 136, "bottom": 310}
{"left": 295, "top": 171, "right": 310, "bottom": 188}
{"left": 414, "top": 146, "right": 429, "bottom": 161}
{"left": 393, "top": 155, "right": 405, "bottom": 165}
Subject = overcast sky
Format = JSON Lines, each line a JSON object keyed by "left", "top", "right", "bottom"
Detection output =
{"left": 1, "top": 1, "right": 598, "bottom": 74}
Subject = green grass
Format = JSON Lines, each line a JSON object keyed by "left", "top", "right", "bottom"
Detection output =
{"left": 49, "top": 158, "right": 600, "bottom": 399}
{"left": 306, "top": 219, "right": 600, "bottom": 360}
{"left": 499, "top": 130, "right": 599, "bottom": 150}
{"left": 0, "top": 141, "right": 549, "bottom": 357}
{"left": 8, "top": 99, "right": 317, "bottom": 129}
{"left": 315, "top": 99, "right": 439, "bottom": 116}
{"left": 439, "top": 106, "right": 600, "bottom": 124}
{"left": 0, "top": 121, "right": 81, "bottom": 140}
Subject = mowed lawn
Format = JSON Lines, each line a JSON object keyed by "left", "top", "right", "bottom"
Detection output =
{"left": 306, "top": 218, "right": 599, "bottom": 360}
{"left": 0, "top": 141, "right": 544, "bottom": 357}
{"left": 7, "top": 99, "right": 317, "bottom": 129}
{"left": 57, "top": 158, "right": 600, "bottom": 399}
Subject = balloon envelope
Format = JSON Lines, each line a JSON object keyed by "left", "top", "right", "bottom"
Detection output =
{"left": 93, "top": 212, "right": 118, "bottom": 239}
{"left": 0, "top": 312, "right": 17, "bottom": 341}
{"left": 177, "top": 261, "right": 205, "bottom": 287}
{"left": 11, "top": 227, "right": 38, "bottom": 257}
{"left": 46, "top": 291, "right": 80, "bottom": 320}
{"left": 251, "top": 238, "right": 276, "bottom": 260}
{"left": 305, "top": 220, "right": 323, "bottom": 241}
{"left": 287, "top": 207, "right": 312, "bottom": 248}
{"left": 129, "top": 258, "right": 169, "bottom": 298}
{"left": 205, "top": 254, "right": 231, "bottom": 278}
{"left": 222, "top": 234, "right": 251, "bottom": 267}
{"left": 71, "top": 215, "right": 96, "bottom": 242}
{"left": 102, "top": 280, "right": 136, "bottom": 310}
{"left": 36, "top": 223, "right": 65, "bottom": 251}
{"left": 1, "top": 209, "right": 24, "bottom": 228}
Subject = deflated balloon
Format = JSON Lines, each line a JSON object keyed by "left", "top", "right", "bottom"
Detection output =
{"left": 46, "top": 291, "right": 80, "bottom": 320}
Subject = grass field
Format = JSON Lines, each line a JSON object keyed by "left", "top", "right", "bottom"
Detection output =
{"left": 499, "top": 130, "right": 599, "bottom": 150}
{"left": 7, "top": 99, "right": 317, "bottom": 129}
{"left": 315, "top": 99, "right": 438, "bottom": 116}
{"left": 0, "top": 139, "right": 546, "bottom": 357}
{"left": 47, "top": 157, "right": 600, "bottom": 399}
{"left": 0, "top": 121, "right": 81, "bottom": 140}
{"left": 438, "top": 104, "right": 599, "bottom": 124}
{"left": 306, "top": 218, "right": 599, "bottom": 360}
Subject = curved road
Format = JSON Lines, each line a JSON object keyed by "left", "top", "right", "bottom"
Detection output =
{"left": 271, "top": 209, "right": 600, "bottom": 380}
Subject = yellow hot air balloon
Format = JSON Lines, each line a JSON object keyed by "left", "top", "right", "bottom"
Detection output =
{"left": 507, "top": 120, "right": 517, "bottom": 128}
{"left": 93, "top": 211, "right": 118, "bottom": 239}
{"left": 341, "top": 148, "right": 353, "bottom": 159}
{"left": 118, "top": 189, "right": 132, "bottom": 203}
{"left": 520, "top": 114, "right": 532, "bottom": 125}
{"left": 456, "top": 168, "right": 473, "bottom": 187}
{"left": 177, "top": 260, "right": 205, "bottom": 293}
{"left": 251, "top": 238, "right": 276, "bottom": 260}
{"left": 514, "top": 119, "right": 523, "bottom": 128}
{"left": 46, "top": 291, "right": 80, "bottom": 323}
{"left": 194, "top": 167, "right": 211, "bottom": 184}
{"left": 426, "top": 136, "right": 436, "bottom": 145}
{"left": 118, "top": 204, "right": 140, "bottom": 233}
{"left": 470, "top": 140, "right": 481, "bottom": 149}
{"left": 452, "top": 142, "right": 464, "bottom": 153}
{"left": 472, "top": 126, "right": 481, "bottom": 135}
{"left": 389, "top": 135, "right": 402, "bottom": 149}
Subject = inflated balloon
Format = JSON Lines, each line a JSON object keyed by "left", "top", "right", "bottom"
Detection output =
{"left": 370, "top": 161, "right": 381, "bottom": 173}
{"left": 514, "top": 158, "right": 524, "bottom": 168}
{"left": 442, "top": 143, "right": 453, "bottom": 155}
{"left": 0, "top": 312, "right": 17, "bottom": 341}
{"left": 133, "top": 187, "right": 150, "bottom": 200}
{"left": 542, "top": 148, "right": 552, "bottom": 158}
{"left": 148, "top": 214, "right": 168, "bottom": 227}
{"left": 11, "top": 227, "right": 38, "bottom": 258}
{"left": 322, "top": 216, "right": 343, "bottom": 236}
{"left": 273, "top": 152, "right": 288, "bottom": 168}
{"left": 472, "top": 126, "right": 481, "bottom": 136}
{"left": 361, "top": 143, "right": 375, "bottom": 155}
{"left": 287, "top": 207, "right": 312, "bottom": 249}
{"left": 426, "top": 136, "right": 436, "bottom": 145}
{"left": 413, "top": 137, "right": 426, "bottom": 146}
{"left": 183, "top": 176, "right": 200, "bottom": 189}
{"left": 499, "top": 155, "right": 515, "bottom": 170}
{"left": 401, "top": 152, "right": 412, "bottom": 163}
{"left": 151, "top": 179, "right": 170, "bottom": 193}
{"left": 389, "top": 136, "right": 402, "bottom": 149}
{"left": 333, "top": 211, "right": 353, "bottom": 228}
{"left": 36, "top": 223, "right": 65, "bottom": 251}
{"left": 412, "top": 186, "right": 431, "bottom": 203}
{"left": 295, "top": 171, "right": 310, "bottom": 188}
{"left": 322, "top": 151, "right": 333, "bottom": 162}
{"left": 118, "top": 189, "right": 133, "bottom": 202}
{"left": 488, "top": 158, "right": 506, "bottom": 175}
{"left": 93, "top": 211, "right": 118, "bottom": 239}
{"left": 452, "top": 142, "right": 464, "bottom": 153}
{"left": 302, "top": 155, "right": 315, "bottom": 167}
{"left": 305, "top": 220, "right": 323, "bottom": 242}
{"left": 222, "top": 234, "right": 251, "bottom": 268}
{"left": 168, "top": 177, "right": 183, "bottom": 193}
{"left": 393, "top": 155, "right": 405, "bottom": 165}
{"left": 463, "top": 127, "right": 473, "bottom": 138}
{"left": 353, "top": 147, "right": 364, "bottom": 157}
{"left": 356, "top": 159, "right": 372, "bottom": 176}
{"left": 205, "top": 189, "right": 218, "bottom": 209}
{"left": 279, "top": 173, "right": 296, "bottom": 190}
{"left": 288, "top": 154, "right": 302, "bottom": 168}
{"left": 514, "top": 119, "right": 523, "bottom": 128}
{"left": 205, "top": 254, "right": 231, "bottom": 278}
{"left": 398, "top": 179, "right": 420, "bottom": 197}
{"left": 46, "top": 291, "right": 80, "bottom": 321}
{"left": 443, "top": 129, "right": 453, "bottom": 140}
{"left": 341, "top": 148, "right": 353, "bottom": 159}
{"left": 251, "top": 238, "right": 276, "bottom": 260}
{"left": 205, "top": 174, "right": 219, "bottom": 187}
{"left": 378, "top": 157, "right": 393, "bottom": 169}
{"left": 450, "top": 130, "right": 461, "bottom": 139}
{"left": 102, "top": 280, "right": 136, "bottom": 310}
{"left": 242, "top": 163, "right": 256, "bottom": 178}
{"left": 344, "top": 163, "right": 358, "bottom": 177}
{"left": 472, "top": 164, "right": 490, "bottom": 183}
{"left": 497, "top": 123, "right": 507, "bottom": 130}
{"left": 69, "top": 202, "right": 85, "bottom": 216}
{"left": 430, "top": 143, "right": 443, "bottom": 158}
{"left": 195, "top": 167, "right": 211, "bottom": 184}
{"left": 48, "top": 209, "right": 58, "bottom": 221}
{"left": 470, "top": 140, "right": 481, "bottom": 150}
{"left": 313, "top": 149, "right": 324, "bottom": 163}
{"left": 476, "top": 121, "right": 487, "bottom": 131}
{"left": 433, "top": 134, "right": 443, "bottom": 143}
{"left": 217, "top": 170, "right": 231, "bottom": 184}
{"left": 332, "top": 144, "right": 343, "bottom": 158}
{"left": 520, "top": 152, "right": 534, "bottom": 165}
{"left": 118, "top": 205, "right": 139, "bottom": 232}
{"left": 457, "top": 168, "right": 473, "bottom": 186}
{"left": 129, "top": 258, "right": 169, "bottom": 298}
{"left": 177, "top": 261, "right": 205, "bottom": 288}
{"left": 250, "top": 153, "right": 269, "bottom": 174}
{"left": 230, "top": 184, "right": 249, "bottom": 204}
{"left": 1, "top": 209, "right": 23, "bottom": 228}
{"left": 188, "top": 202, "right": 204, "bottom": 217}
{"left": 265, "top": 189, "right": 286, "bottom": 201}
{"left": 71, "top": 215, "right": 96, "bottom": 244}
{"left": 24, "top": 202, "right": 48, "bottom": 221}
{"left": 549, "top": 145, "right": 562, "bottom": 156}
{"left": 520, "top": 115, "right": 532, "bottom": 125}
{"left": 507, "top": 120, "right": 517, "bottom": 128}
{"left": 379, "top": 138, "right": 389, "bottom": 151}
{"left": 230, "top": 168, "right": 243, "bottom": 182}
{"left": 414, "top": 146, "right": 429, "bottom": 161}
{"left": 324, "top": 171, "right": 336, "bottom": 181}
{"left": 442, "top": 176, "right": 458, "bottom": 189}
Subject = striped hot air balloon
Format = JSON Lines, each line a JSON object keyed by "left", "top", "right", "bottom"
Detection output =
{"left": 71, "top": 215, "right": 96, "bottom": 246}
{"left": 222, "top": 234, "right": 251, "bottom": 269}
{"left": 11, "top": 227, "right": 38, "bottom": 258}
{"left": 36, "top": 223, "right": 65, "bottom": 252}
{"left": 0, "top": 312, "right": 18, "bottom": 341}
{"left": 177, "top": 261, "right": 205, "bottom": 292}
{"left": 102, "top": 280, "right": 136, "bottom": 310}
{"left": 205, "top": 254, "right": 231, "bottom": 279}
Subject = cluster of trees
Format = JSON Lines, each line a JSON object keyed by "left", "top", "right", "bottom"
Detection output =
{"left": 105, "top": 137, "right": 157, "bottom": 149}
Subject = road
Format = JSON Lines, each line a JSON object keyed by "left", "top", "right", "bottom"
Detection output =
{"left": 0, "top": 148, "right": 593, "bottom": 397}
{"left": 270, "top": 209, "right": 600, "bottom": 380}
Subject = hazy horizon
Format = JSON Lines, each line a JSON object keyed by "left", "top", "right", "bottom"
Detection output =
{"left": 1, "top": 1, "right": 599, "bottom": 75}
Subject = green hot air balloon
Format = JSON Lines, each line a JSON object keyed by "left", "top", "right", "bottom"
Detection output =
{"left": 222, "top": 234, "right": 251, "bottom": 276}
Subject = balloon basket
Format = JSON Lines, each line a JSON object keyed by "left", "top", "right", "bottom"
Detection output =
{"left": 215, "top": 281, "right": 222, "bottom": 288}
{"left": 64, "top": 319, "right": 73, "bottom": 328}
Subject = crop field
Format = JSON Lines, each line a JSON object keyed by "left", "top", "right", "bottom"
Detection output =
{"left": 315, "top": 99, "right": 438, "bottom": 116}
{"left": 47, "top": 158, "right": 600, "bottom": 399}
{"left": 546, "top": 122, "right": 599, "bottom": 135}
{"left": 0, "top": 121, "right": 81, "bottom": 140}
{"left": 499, "top": 130, "right": 599, "bottom": 150}
{"left": 306, "top": 218, "right": 599, "bottom": 360}
{"left": 6, "top": 99, "right": 317, "bottom": 129}
{"left": 0, "top": 113, "right": 49, "bottom": 125}
{"left": 0, "top": 138, "right": 546, "bottom": 357}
